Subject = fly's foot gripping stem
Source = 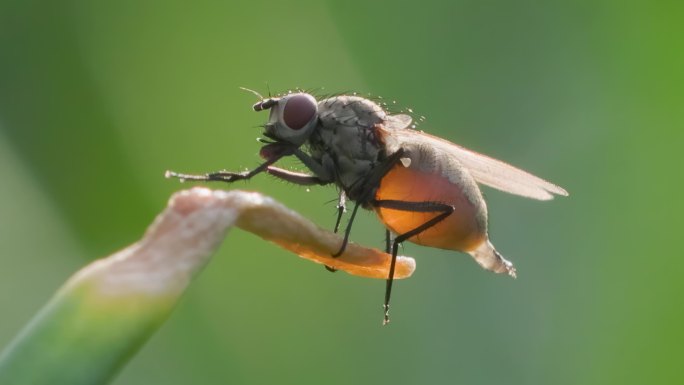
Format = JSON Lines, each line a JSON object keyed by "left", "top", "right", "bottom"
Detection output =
{"left": 331, "top": 201, "right": 361, "bottom": 258}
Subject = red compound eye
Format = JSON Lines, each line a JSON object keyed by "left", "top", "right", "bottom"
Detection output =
{"left": 282, "top": 94, "right": 317, "bottom": 130}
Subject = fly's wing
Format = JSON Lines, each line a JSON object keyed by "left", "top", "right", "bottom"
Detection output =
{"left": 384, "top": 114, "right": 413, "bottom": 130}
{"left": 445, "top": 142, "right": 568, "bottom": 200}
{"left": 381, "top": 121, "right": 568, "bottom": 200}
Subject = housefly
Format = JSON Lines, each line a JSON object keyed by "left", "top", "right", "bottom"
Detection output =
{"left": 166, "top": 90, "right": 568, "bottom": 324}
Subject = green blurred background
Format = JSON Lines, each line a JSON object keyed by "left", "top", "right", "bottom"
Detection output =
{"left": 1, "top": 0, "right": 682, "bottom": 384}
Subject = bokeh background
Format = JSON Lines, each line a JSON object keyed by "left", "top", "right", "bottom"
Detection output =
{"left": 1, "top": 0, "right": 682, "bottom": 384}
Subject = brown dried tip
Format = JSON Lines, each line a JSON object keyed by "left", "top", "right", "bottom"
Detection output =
{"left": 164, "top": 188, "right": 416, "bottom": 279}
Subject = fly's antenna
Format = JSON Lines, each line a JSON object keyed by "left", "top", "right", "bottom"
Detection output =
{"left": 266, "top": 82, "right": 272, "bottom": 98}
{"left": 241, "top": 85, "right": 279, "bottom": 112}
{"left": 240, "top": 86, "right": 278, "bottom": 111}
{"left": 239, "top": 87, "right": 264, "bottom": 100}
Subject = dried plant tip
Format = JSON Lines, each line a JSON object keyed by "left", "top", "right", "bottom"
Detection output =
{"left": 169, "top": 188, "right": 416, "bottom": 279}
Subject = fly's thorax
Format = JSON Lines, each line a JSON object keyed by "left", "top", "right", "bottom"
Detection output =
{"left": 317, "top": 95, "right": 387, "bottom": 128}
{"left": 307, "top": 96, "right": 390, "bottom": 200}
{"left": 307, "top": 124, "right": 387, "bottom": 201}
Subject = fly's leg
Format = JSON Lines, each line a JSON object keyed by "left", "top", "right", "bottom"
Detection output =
{"left": 331, "top": 201, "right": 361, "bottom": 257}
{"left": 166, "top": 143, "right": 333, "bottom": 186}
{"left": 167, "top": 164, "right": 325, "bottom": 185}
{"left": 329, "top": 149, "right": 407, "bottom": 259}
{"left": 371, "top": 199, "right": 455, "bottom": 325}
{"left": 333, "top": 190, "right": 347, "bottom": 233}
{"left": 166, "top": 141, "right": 328, "bottom": 186}
{"left": 265, "top": 167, "right": 328, "bottom": 185}
{"left": 325, "top": 191, "right": 348, "bottom": 272}
{"left": 166, "top": 155, "right": 282, "bottom": 184}
{"left": 269, "top": 166, "right": 335, "bottom": 278}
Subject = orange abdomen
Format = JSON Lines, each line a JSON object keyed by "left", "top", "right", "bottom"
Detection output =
{"left": 374, "top": 163, "right": 487, "bottom": 252}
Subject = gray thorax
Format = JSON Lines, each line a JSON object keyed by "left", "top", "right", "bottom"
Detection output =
{"left": 307, "top": 95, "right": 390, "bottom": 202}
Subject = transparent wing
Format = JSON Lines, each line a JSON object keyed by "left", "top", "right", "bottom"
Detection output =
{"left": 383, "top": 125, "right": 568, "bottom": 201}
{"left": 384, "top": 114, "right": 413, "bottom": 130}
{"left": 446, "top": 143, "right": 568, "bottom": 200}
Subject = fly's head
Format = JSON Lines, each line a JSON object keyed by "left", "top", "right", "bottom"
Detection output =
{"left": 253, "top": 92, "right": 319, "bottom": 147}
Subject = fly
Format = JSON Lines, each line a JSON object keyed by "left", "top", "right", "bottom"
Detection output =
{"left": 166, "top": 90, "right": 568, "bottom": 324}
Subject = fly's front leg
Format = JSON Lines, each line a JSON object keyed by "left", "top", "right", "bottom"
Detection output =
{"left": 265, "top": 167, "right": 329, "bottom": 186}
{"left": 165, "top": 142, "right": 299, "bottom": 184}
{"left": 371, "top": 199, "right": 455, "bottom": 325}
{"left": 165, "top": 160, "right": 274, "bottom": 183}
